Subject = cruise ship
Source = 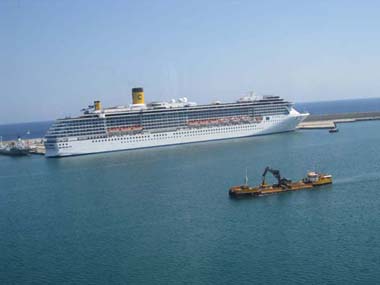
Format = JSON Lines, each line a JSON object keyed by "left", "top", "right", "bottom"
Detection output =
{"left": 44, "top": 88, "right": 309, "bottom": 157}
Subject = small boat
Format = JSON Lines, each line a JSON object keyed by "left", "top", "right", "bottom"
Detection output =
{"left": 329, "top": 123, "right": 339, "bottom": 133}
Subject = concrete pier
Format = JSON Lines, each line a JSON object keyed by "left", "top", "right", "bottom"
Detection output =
{"left": 298, "top": 111, "right": 380, "bottom": 129}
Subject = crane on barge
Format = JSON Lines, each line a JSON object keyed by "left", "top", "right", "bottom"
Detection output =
{"left": 261, "top": 167, "right": 292, "bottom": 188}
{"left": 229, "top": 166, "right": 332, "bottom": 197}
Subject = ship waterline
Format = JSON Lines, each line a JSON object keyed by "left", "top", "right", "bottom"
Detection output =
{"left": 44, "top": 89, "right": 309, "bottom": 157}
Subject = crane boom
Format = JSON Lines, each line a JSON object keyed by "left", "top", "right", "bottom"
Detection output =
{"left": 261, "top": 166, "right": 291, "bottom": 187}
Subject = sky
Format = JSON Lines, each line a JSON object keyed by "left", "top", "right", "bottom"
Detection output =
{"left": 1, "top": 0, "right": 380, "bottom": 124}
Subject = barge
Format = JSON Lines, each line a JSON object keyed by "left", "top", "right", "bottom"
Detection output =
{"left": 229, "top": 167, "right": 332, "bottom": 197}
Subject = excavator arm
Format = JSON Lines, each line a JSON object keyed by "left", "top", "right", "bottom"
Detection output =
{"left": 261, "top": 166, "right": 291, "bottom": 187}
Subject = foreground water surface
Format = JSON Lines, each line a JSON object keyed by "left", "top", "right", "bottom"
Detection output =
{"left": 1, "top": 121, "right": 380, "bottom": 284}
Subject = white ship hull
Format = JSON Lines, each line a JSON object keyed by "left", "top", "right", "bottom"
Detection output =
{"left": 45, "top": 111, "right": 308, "bottom": 157}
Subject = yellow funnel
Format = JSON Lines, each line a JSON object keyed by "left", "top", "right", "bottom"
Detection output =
{"left": 132, "top": 87, "right": 145, "bottom": 104}
{"left": 94, "top": 100, "right": 101, "bottom": 111}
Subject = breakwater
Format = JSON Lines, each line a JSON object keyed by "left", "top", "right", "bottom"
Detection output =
{"left": 298, "top": 111, "right": 380, "bottom": 129}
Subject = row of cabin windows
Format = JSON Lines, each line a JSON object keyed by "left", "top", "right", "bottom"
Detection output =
{"left": 50, "top": 112, "right": 286, "bottom": 134}
{"left": 88, "top": 122, "right": 274, "bottom": 143}
{"left": 57, "top": 116, "right": 283, "bottom": 142}
{"left": 53, "top": 108, "right": 286, "bottom": 129}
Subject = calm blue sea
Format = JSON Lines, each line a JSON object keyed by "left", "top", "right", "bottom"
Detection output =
{"left": 295, "top": 97, "right": 380, "bottom": 115}
{"left": 0, "top": 121, "right": 52, "bottom": 141}
{"left": 1, "top": 98, "right": 380, "bottom": 284}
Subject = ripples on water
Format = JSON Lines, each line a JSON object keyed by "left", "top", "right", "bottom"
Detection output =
{"left": 1, "top": 121, "right": 380, "bottom": 284}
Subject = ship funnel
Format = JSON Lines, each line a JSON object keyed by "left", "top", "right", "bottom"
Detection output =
{"left": 94, "top": 100, "right": 102, "bottom": 111}
{"left": 132, "top": 87, "right": 145, "bottom": 105}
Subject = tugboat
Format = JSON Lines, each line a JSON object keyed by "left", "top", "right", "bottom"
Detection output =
{"left": 229, "top": 167, "right": 332, "bottom": 197}
{"left": 0, "top": 137, "right": 30, "bottom": 156}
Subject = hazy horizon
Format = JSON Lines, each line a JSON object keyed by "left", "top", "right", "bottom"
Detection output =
{"left": 2, "top": 1, "right": 380, "bottom": 124}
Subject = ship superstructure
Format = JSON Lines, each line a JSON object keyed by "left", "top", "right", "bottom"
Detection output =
{"left": 45, "top": 88, "right": 308, "bottom": 157}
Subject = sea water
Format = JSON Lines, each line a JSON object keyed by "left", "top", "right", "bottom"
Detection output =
{"left": 1, "top": 120, "right": 380, "bottom": 284}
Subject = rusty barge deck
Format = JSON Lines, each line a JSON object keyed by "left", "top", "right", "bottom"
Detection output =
{"left": 229, "top": 182, "right": 314, "bottom": 197}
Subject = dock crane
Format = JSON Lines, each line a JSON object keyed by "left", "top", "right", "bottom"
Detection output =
{"left": 261, "top": 167, "right": 292, "bottom": 188}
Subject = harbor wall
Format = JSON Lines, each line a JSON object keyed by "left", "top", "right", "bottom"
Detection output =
{"left": 299, "top": 111, "right": 380, "bottom": 129}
